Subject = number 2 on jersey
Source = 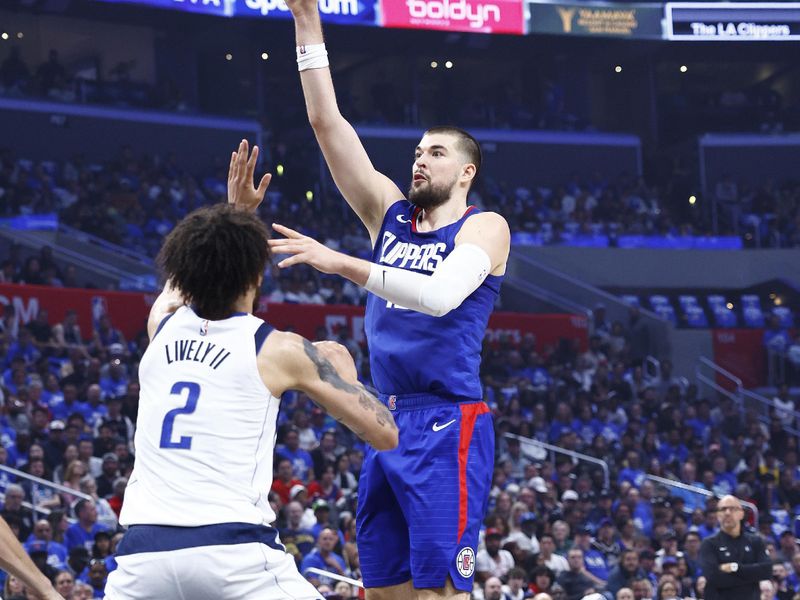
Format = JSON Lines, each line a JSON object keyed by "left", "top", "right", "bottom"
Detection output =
{"left": 160, "top": 381, "right": 200, "bottom": 449}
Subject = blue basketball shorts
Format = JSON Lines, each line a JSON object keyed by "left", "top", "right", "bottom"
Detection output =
{"left": 356, "top": 394, "right": 495, "bottom": 591}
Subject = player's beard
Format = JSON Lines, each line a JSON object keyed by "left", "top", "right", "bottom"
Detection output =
{"left": 408, "top": 174, "right": 457, "bottom": 210}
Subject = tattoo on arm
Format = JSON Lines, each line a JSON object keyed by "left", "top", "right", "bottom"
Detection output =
{"left": 302, "top": 339, "right": 397, "bottom": 432}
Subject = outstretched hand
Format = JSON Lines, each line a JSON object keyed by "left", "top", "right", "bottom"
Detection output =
{"left": 227, "top": 139, "right": 272, "bottom": 213}
{"left": 269, "top": 224, "right": 343, "bottom": 274}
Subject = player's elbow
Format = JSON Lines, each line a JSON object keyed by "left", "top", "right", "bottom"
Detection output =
{"left": 419, "top": 282, "right": 460, "bottom": 317}
{"left": 308, "top": 111, "right": 345, "bottom": 136}
{"left": 373, "top": 427, "right": 399, "bottom": 451}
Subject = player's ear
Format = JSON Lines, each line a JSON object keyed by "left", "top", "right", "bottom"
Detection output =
{"left": 461, "top": 163, "right": 476, "bottom": 184}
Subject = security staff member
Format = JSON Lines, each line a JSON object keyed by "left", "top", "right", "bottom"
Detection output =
{"left": 700, "top": 495, "right": 772, "bottom": 600}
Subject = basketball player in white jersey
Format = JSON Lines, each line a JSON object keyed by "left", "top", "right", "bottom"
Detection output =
{"left": 104, "top": 144, "right": 397, "bottom": 600}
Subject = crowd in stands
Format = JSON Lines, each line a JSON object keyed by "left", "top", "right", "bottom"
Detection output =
{"left": 713, "top": 176, "right": 800, "bottom": 249}
{"left": 0, "top": 46, "right": 187, "bottom": 112}
{"left": 1, "top": 146, "right": 799, "bottom": 310}
{"left": 0, "top": 248, "right": 800, "bottom": 599}
{"left": 0, "top": 44, "right": 589, "bottom": 133}
{"left": 661, "top": 86, "right": 799, "bottom": 141}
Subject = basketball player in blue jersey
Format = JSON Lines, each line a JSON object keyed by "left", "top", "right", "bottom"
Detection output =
{"left": 274, "top": 3, "right": 510, "bottom": 599}
{"left": 103, "top": 146, "right": 397, "bottom": 600}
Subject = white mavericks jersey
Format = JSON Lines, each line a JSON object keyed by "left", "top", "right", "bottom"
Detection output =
{"left": 120, "top": 306, "right": 279, "bottom": 528}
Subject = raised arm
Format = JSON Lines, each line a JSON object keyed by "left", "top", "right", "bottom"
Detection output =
{"left": 147, "top": 140, "right": 273, "bottom": 342}
{"left": 286, "top": 0, "right": 403, "bottom": 242}
{"left": 260, "top": 330, "right": 398, "bottom": 451}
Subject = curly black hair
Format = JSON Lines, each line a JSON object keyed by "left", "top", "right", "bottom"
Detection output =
{"left": 157, "top": 204, "right": 270, "bottom": 320}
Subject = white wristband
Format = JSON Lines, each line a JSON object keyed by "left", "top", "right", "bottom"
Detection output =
{"left": 296, "top": 44, "right": 329, "bottom": 72}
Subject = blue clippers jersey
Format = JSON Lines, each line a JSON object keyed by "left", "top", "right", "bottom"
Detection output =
{"left": 365, "top": 200, "right": 503, "bottom": 400}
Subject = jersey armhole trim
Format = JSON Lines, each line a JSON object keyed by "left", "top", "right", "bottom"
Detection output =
{"left": 152, "top": 312, "right": 175, "bottom": 340}
{"left": 254, "top": 322, "right": 273, "bottom": 354}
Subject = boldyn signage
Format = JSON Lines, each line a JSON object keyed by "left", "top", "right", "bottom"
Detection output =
{"left": 528, "top": 1, "right": 664, "bottom": 39}
{"left": 380, "top": 0, "right": 526, "bottom": 34}
{"left": 666, "top": 2, "right": 800, "bottom": 40}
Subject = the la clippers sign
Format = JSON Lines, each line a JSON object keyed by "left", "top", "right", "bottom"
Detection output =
{"left": 380, "top": 0, "right": 525, "bottom": 34}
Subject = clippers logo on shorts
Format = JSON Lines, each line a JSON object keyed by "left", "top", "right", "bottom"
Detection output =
{"left": 378, "top": 231, "right": 446, "bottom": 274}
{"left": 456, "top": 547, "right": 475, "bottom": 578}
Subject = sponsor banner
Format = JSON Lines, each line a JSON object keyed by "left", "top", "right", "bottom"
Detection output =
{"left": 711, "top": 329, "right": 766, "bottom": 389}
{"left": 92, "top": 0, "right": 379, "bottom": 25}
{"left": 93, "top": 0, "right": 234, "bottom": 16}
{"left": 528, "top": 1, "right": 664, "bottom": 39}
{"left": 0, "top": 283, "right": 587, "bottom": 353}
{"left": 666, "top": 2, "right": 800, "bottom": 41}
{"left": 237, "top": 0, "right": 377, "bottom": 24}
{"left": 380, "top": 0, "right": 525, "bottom": 34}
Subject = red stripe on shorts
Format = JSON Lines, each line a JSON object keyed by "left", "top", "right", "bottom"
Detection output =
{"left": 457, "top": 402, "right": 489, "bottom": 543}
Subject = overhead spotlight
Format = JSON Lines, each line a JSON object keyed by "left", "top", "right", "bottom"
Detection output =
{"left": 614, "top": 65, "right": 622, "bottom": 73}
{"left": 261, "top": 52, "right": 269, "bottom": 61}
{"left": 225, "top": 53, "right": 233, "bottom": 61}
{"left": 445, "top": 60, "right": 453, "bottom": 69}
{"left": 276, "top": 164, "right": 284, "bottom": 176}
{"left": 17, "top": 32, "right": 24, "bottom": 40}
{"left": 726, "top": 302, "right": 733, "bottom": 310}
{"left": 305, "top": 190, "right": 314, "bottom": 202}
{"left": 1, "top": 33, "right": 8, "bottom": 41}
{"left": 775, "top": 297, "right": 783, "bottom": 306}
{"left": 430, "top": 61, "right": 438, "bottom": 69}
{"left": 680, "top": 65, "right": 688, "bottom": 73}
{"left": 769, "top": 293, "right": 777, "bottom": 299}
{"left": 689, "top": 195, "right": 697, "bottom": 205}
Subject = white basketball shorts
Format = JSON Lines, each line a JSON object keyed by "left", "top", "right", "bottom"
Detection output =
{"left": 104, "top": 523, "right": 322, "bottom": 600}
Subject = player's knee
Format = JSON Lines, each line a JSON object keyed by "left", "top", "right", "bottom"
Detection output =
{"left": 365, "top": 581, "right": 415, "bottom": 600}
{"left": 415, "top": 578, "right": 469, "bottom": 600}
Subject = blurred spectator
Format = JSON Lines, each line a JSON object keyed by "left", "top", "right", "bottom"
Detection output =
{"left": 0, "top": 46, "right": 29, "bottom": 91}
{"left": 608, "top": 550, "right": 646, "bottom": 595}
{"left": 64, "top": 499, "right": 110, "bottom": 552}
{"left": 280, "top": 501, "right": 316, "bottom": 565}
{"left": 24, "top": 519, "right": 68, "bottom": 571}
{"left": 35, "top": 50, "right": 67, "bottom": 96}
{"left": 540, "top": 534, "right": 569, "bottom": 574}
{"left": 557, "top": 548, "right": 597, "bottom": 600}
{"left": 278, "top": 428, "right": 314, "bottom": 483}
{"left": 300, "top": 528, "right": 347, "bottom": 588}
{"left": 271, "top": 458, "right": 304, "bottom": 505}
{"left": 477, "top": 528, "right": 516, "bottom": 583}
{"left": 1, "top": 484, "right": 32, "bottom": 541}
